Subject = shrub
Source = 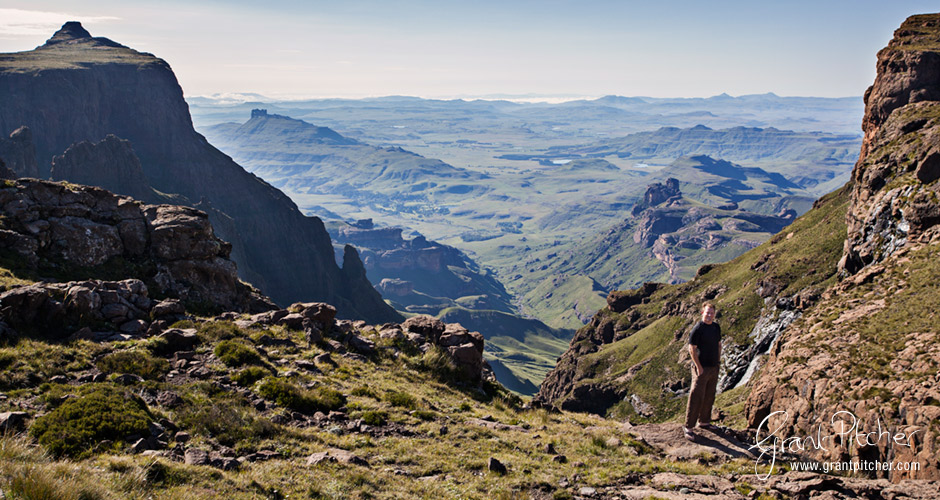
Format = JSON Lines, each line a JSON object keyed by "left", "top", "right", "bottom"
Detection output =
{"left": 214, "top": 340, "right": 263, "bottom": 367}
{"left": 360, "top": 410, "right": 388, "bottom": 426}
{"left": 30, "top": 385, "right": 151, "bottom": 458}
{"left": 351, "top": 386, "right": 379, "bottom": 399}
{"left": 232, "top": 366, "right": 269, "bottom": 387}
{"left": 176, "top": 394, "right": 276, "bottom": 447}
{"left": 413, "top": 410, "right": 437, "bottom": 421}
{"left": 256, "top": 378, "right": 346, "bottom": 414}
{"left": 414, "top": 346, "right": 464, "bottom": 384}
{"left": 198, "top": 321, "right": 241, "bottom": 342}
{"left": 386, "top": 391, "right": 417, "bottom": 409}
{"left": 96, "top": 350, "right": 169, "bottom": 380}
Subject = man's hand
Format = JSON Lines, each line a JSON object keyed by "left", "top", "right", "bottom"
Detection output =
{"left": 688, "top": 343, "right": 702, "bottom": 376}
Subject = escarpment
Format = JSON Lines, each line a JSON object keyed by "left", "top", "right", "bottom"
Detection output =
{"left": 0, "top": 22, "right": 399, "bottom": 323}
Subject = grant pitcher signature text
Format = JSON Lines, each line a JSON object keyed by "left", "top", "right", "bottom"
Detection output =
{"left": 749, "top": 410, "right": 919, "bottom": 479}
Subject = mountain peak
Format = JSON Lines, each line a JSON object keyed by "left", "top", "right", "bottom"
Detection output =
{"left": 44, "top": 22, "right": 92, "bottom": 45}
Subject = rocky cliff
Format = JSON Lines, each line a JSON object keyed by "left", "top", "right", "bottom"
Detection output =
{"left": 0, "top": 178, "right": 274, "bottom": 308}
{"left": 537, "top": 13, "right": 940, "bottom": 482}
{"left": 745, "top": 13, "right": 940, "bottom": 480}
{"left": 0, "top": 22, "right": 399, "bottom": 323}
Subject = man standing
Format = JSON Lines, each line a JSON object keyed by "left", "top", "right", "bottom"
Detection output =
{"left": 684, "top": 302, "right": 721, "bottom": 440}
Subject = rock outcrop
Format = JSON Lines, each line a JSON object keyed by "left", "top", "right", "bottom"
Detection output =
{"left": 50, "top": 135, "right": 152, "bottom": 200}
{"left": 0, "top": 126, "right": 38, "bottom": 178}
{"left": 0, "top": 178, "right": 272, "bottom": 313}
{"left": 840, "top": 14, "right": 940, "bottom": 274}
{"left": 0, "top": 22, "right": 399, "bottom": 323}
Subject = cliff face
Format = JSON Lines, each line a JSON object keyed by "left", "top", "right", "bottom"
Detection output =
{"left": 537, "top": 15, "right": 940, "bottom": 481}
{"left": 0, "top": 23, "right": 400, "bottom": 323}
{"left": 840, "top": 14, "right": 940, "bottom": 274}
{"left": 745, "top": 14, "right": 940, "bottom": 481}
{"left": 0, "top": 127, "right": 38, "bottom": 178}
{"left": 50, "top": 135, "right": 152, "bottom": 200}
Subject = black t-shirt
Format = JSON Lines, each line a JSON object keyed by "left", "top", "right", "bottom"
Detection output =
{"left": 688, "top": 321, "right": 721, "bottom": 367}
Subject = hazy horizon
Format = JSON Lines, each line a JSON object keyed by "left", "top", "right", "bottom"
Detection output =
{"left": 1, "top": 1, "right": 937, "bottom": 100}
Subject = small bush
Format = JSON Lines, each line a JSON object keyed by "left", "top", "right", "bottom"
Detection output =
{"left": 96, "top": 350, "right": 169, "bottom": 380}
{"left": 360, "top": 410, "right": 388, "bottom": 426}
{"left": 413, "top": 410, "right": 437, "bottom": 421}
{"left": 214, "top": 340, "right": 263, "bottom": 367}
{"left": 198, "top": 321, "right": 242, "bottom": 342}
{"left": 30, "top": 385, "right": 151, "bottom": 458}
{"left": 176, "top": 394, "right": 276, "bottom": 447}
{"left": 351, "top": 386, "right": 379, "bottom": 399}
{"left": 386, "top": 391, "right": 417, "bottom": 409}
{"left": 256, "top": 378, "right": 346, "bottom": 414}
{"left": 232, "top": 366, "right": 269, "bottom": 387}
{"left": 414, "top": 346, "right": 464, "bottom": 384}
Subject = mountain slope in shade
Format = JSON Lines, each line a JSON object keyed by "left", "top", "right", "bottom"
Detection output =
{"left": 0, "top": 22, "right": 400, "bottom": 323}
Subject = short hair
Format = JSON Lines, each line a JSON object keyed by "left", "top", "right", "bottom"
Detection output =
{"left": 701, "top": 302, "right": 716, "bottom": 311}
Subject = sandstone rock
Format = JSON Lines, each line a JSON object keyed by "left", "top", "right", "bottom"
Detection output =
{"left": 290, "top": 302, "right": 337, "bottom": 325}
{"left": 347, "top": 334, "right": 375, "bottom": 355}
{"left": 151, "top": 299, "right": 185, "bottom": 318}
{"left": 402, "top": 315, "right": 446, "bottom": 343}
{"left": 156, "top": 391, "right": 184, "bottom": 408}
{"left": 0, "top": 179, "right": 272, "bottom": 317}
{"left": 303, "top": 319, "right": 323, "bottom": 344}
{"left": 0, "top": 411, "right": 28, "bottom": 433}
{"left": 487, "top": 457, "right": 507, "bottom": 475}
{"left": 314, "top": 353, "right": 335, "bottom": 366}
{"left": 119, "top": 319, "right": 148, "bottom": 335}
{"left": 306, "top": 448, "right": 368, "bottom": 466}
{"left": 277, "top": 313, "right": 305, "bottom": 330}
{"left": 184, "top": 448, "right": 210, "bottom": 466}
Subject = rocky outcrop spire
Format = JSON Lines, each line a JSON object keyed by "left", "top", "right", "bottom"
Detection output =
{"left": 44, "top": 22, "right": 92, "bottom": 45}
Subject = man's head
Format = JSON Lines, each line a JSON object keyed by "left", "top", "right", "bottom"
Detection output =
{"left": 701, "top": 302, "right": 716, "bottom": 324}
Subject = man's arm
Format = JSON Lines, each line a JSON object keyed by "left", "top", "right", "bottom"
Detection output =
{"left": 689, "top": 343, "right": 703, "bottom": 376}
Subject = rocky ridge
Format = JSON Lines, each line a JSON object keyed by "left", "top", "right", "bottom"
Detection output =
{"left": 0, "top": 178, "right": 274, "bottom": 323}
{"left": 0, "top": 22, "right": 399, "bottom": 323}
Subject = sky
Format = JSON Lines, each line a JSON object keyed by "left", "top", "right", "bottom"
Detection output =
{"left": 0, "top": 1, "right": 937, "bottom": 100}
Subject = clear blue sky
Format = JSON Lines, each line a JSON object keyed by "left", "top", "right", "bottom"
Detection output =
{"left": 0, "top": 1, "right": 936, "bottom": 100}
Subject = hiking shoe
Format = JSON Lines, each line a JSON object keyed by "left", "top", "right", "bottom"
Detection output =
{"left": 683, "top": 427, "right": 696, "bottom": 441}
{"left": 698, "top": 423, "right": 719, "bottom": 431}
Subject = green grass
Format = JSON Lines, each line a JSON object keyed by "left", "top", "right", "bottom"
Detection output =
{"left": 30, "top": 385, "right": 152, "bottom": 459}
{"left": 97, "top": 350, "right": 169, "bottom": 380}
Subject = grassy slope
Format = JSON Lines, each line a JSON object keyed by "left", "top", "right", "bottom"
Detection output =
{"left": 554, "top": 183, "right": 851, "bottom": 421}
{"left": 0, "top": 318, "right": 763, "bottom": 500}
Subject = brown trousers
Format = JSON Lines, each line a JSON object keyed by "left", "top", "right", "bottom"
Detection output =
{"left": 685, "top": 365, "right": 719, "bottom": 428}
